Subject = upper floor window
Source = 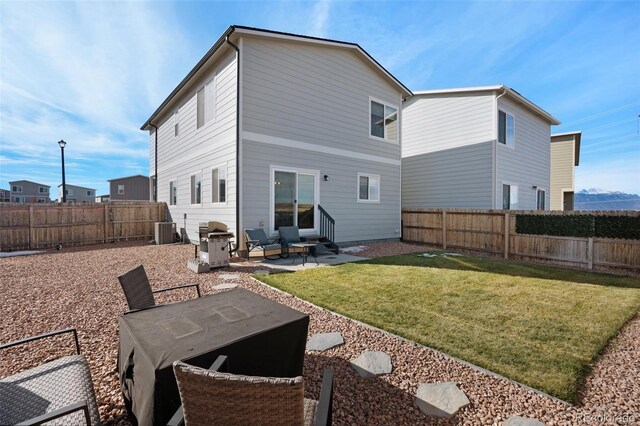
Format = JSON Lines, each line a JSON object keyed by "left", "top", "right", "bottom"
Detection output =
{"left": 498, "top": 110, "right": 515, "bottom": 147}
{"left": 502, "top": 184, "right": 518, "bottom": 209}
{"left": 174, "top": 111, "right": 179, "bottom": 137}
{"left": 212, "top": 166, "right": 226, "bottom": 203}
{"left": 12, "top": 185, "right": 22, "bottom": 192}
{"left": 357, "top": 173, "right": 380, "bottom": 203}
{"left": 169, "top": 180, "right": 177, "bottom": 205}
{"left": 537, "top": 189, "right": 546, "bottom": 210}
{"left": 65, "top": 188, "right": 73, "bottom": 196}
{"left": 39, "top": 187, "right": 47, "bottom": 193}
{"left": 191, "top": 173, "right": 202, "bottom": 204}
{"left": 197, "top": 78, "right": 215, "bottom": 129}
{"left": 118, "top": 185, "right": 125, "bottom": 195}
{"left": 370, "top": 100, "right": 398, "bottom": 142}
{"left": 86, "top": 190, "right": 92, "bottom": 196}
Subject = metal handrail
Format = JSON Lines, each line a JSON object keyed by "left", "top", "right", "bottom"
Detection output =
{"left": 318, "top": 205, "right": 335, "bottom": 243}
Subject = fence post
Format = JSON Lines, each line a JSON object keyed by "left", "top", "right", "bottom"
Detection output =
{"left": 442, "top": 210, "right": 447, "bottom": 250}
{"left": 29, "top": 205, "right": 34, "bottom": 249}
{"left": 587, "top": 237, "right": 593, "bottom": 269}
{"left": 504, "top": 212, "right": 509, "bottom": 259}
{"left": 103, "top": 204, "right": 108, "bottom": 243}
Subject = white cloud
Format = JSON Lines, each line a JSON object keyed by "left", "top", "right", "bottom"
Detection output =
{"left": 310, "top": 0, "right": 331, "bottom": 38}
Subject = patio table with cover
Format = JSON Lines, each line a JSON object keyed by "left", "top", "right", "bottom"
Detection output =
{"left": 118, "top": 288, "right": 309, "bottom": 425}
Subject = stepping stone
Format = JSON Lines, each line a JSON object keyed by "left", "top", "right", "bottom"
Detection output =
{"left": 253, "top": 269, "right": 270, "bottom": 275}
{"left": 306, "top": 332, "right": 344, "bottom": 352}
{"left": 350, "top": 351, "right": 392, "bottom": 377}
{"left": 415, "top": 382, "right": 470, "bottom": 418}
{"left": 504, "top": 416, "right": 545, "bottom": 426}
{"left": 218, "top": 273, "right": 240, "bottom": 280}
{"left": 212, "top": 283, "right": 239, "bottom": 290}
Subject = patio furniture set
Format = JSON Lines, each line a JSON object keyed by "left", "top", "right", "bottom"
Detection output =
{"left": 0, "top": 265, "right": 334, "bottom": 425}
{"left": 245, "top": 226, "right": 338, "bottom": 266}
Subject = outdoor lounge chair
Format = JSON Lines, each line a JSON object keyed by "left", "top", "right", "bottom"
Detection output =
{"left": 244, "top": 228, "right": 283, "bottom": 260}
{"left": 118, "top": 265, "right": 201, "bottom": 311}
{"left": 0, "top": 327, "right": 101, "bottom": 426}
{"left": 168, "top": 355, "right": 334, "bottom": 426}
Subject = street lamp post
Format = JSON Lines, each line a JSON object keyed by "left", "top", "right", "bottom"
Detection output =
{"left": 58, "top": 140, "right": 67, "bottom": 203}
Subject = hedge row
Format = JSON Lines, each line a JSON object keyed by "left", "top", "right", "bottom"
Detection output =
{"left": 515, "top": 214, "right": 640, "bottom": 240}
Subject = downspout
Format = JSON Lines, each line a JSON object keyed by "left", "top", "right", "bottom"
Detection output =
{"left": 225, "top": 30, "right": 241, "bottom": 251}
{"left": 149, "top": 123, "right": 159, "bottom": 202}
{"left": 494, "top": 87, "right": 508, "bottom": 208}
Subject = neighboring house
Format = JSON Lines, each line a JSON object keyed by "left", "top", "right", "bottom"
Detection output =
{"left": 108, "top": 175, "right": 150, "bottom": 201}
{"left": 141, "top": 25, "right": 411, "bottom": 248}
{"left": 401, "top": 85, "right": 560, "bottom": 210}
{"left": 550, "top": 131, "right": 581, "bottom": 211}
{"left": 96, "top": 194, "right": 110, "bottom": 203}
{"left": 0, "top": 189, "right": 10, "bottom": 202}
{"left": 57, "top": 184, "right": 96, "bottom": 203}
{"left": 9, "top": 180, "right": 51, "bottom": 203}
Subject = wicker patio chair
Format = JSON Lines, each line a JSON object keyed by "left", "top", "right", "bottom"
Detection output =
{"left": 244, "top": 228, "right": 283, "bottom": 260}
{"left": 0, "top": 327, "right": 100, "bottom": 426}
{"left": 168, "top": 356, "right": 334, "bottom": 426}
{"left": 118, "top": 265, "right": 201, "bottom": 311}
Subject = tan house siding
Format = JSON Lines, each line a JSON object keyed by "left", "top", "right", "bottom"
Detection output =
{"left": 550, "top": 134, "right": 577, "bottom": 210}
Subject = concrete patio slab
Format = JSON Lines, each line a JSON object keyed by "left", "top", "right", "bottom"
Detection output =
{"left": 306, "top": 332, "right": 344, "bottom": 351}
{"left": 415, "top": 382, "right": 470, "bottom": 418}
{"left": 249, "top": 253, "right": 368, "bottom": 272}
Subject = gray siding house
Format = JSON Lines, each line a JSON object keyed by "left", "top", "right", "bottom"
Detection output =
{"left": 141, "top": 26, "right": 411, "bottom": 248}
{"left": 108, "top": 175, "right": 150, "bottom": 201}
{"left": 57, "top": 184, "right": 96, "bottom": 203}
{"left": 401, "top": 85, "right": 559, "bottom": 210}
{"left": 9, "top": 180, "right": 51, "bottom": 203}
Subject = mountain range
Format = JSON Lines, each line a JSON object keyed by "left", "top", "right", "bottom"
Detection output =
{"left": 574, "top": 188, "right": 640, "bottom": 211}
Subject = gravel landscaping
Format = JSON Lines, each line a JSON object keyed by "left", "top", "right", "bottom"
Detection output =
{"left": 1, "top": 241, "right": 638, "bottom": 425}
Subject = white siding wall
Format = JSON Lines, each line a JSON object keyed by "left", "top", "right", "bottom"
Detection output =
{"left": 495, "top": 97, "right": 551, "bottom": 210}
{"left": 152, "top": 50, "right": 237, "bottom": 242}
{"left": 402, "top": 142, "right": 494, "bottom": 209}
{"left": 401, "top": 94, "right": 495, "bottom": 157}
{"left": 240, "top": 37, "right": 402, "bottom": 243}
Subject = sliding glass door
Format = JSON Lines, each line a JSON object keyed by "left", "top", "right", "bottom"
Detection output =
{"left": 273, "top": 168, "right": 318, "bottom": 233}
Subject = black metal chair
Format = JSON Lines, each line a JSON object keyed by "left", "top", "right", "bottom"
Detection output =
{"left": 0, "top": 328, "right": 101, "bottom": 425}
{"left": 168, "top": 355, "right": 334, "bottom": 426}
{"left": 118, "top": 265, "right": 201, "bottom": 311}
{"left": 244, "top": 228, "right": 284, "bottom": 260}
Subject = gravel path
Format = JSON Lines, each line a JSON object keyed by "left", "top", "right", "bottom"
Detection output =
{"left": 1, "top": 242, "right": 638, "bottom": 425}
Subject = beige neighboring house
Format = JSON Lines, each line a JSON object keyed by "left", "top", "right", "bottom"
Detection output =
{"left": 57, "top": 184, "right": 96, "bottom": 203}
{"left": 108, "top": 175, "right": 150, "bottom": 201}
{"left": 550, "top": 131, "right": 581, "bottom": 211}
{"left": 9, "top": 180, "right": 51, "bottom": 203}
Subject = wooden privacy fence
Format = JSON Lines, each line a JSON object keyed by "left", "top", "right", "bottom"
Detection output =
{"left": 0, "top": 202, "right": 168, "bottom": 251}
{"left": 402, "top": 209, "right": 640, "bottom": 272}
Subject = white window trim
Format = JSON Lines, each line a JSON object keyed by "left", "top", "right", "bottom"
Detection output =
{"left": 190, "top": 172, "right": 203, "bottom": 206}
{"left": 536, "top": 187, "right": 547, "bottom": 210}
{"left": 12, "top": 185, "right": 22, "bottom": 193}
{"left": 169, "top": 179, "right": 178, "bottom": 206}
{"left": 501, "top": 181, "right": 519, "bottom": 210}
{"left": 39, "top": 187, "right": 47, "bottom": 193}
{"left": 86, "top": 190, "right": 92, "bottom": 196}
{"left": 357, "top": 172, "right": 381, "bottom": 203}
{"left": 174, "top": 110, "right": 180, "bottom": 138}
{"left": 368, "top": 96, "right": 399, "bottom": 144}
{"left": 497, "top": 107, "right": 516, "bottom": 150}
{"left": 117, "top": 185, "right": 125, "bottom": 195}
{"left": 269, "top": 165, "right": 320, "bottom": 237}
{"left": 196, "top": 75, "right": 217, "bottom": 131}
{"left": 209, "top": 163, "right": 228, "bottom": 206}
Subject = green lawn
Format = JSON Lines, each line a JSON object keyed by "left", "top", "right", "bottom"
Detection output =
{"left": 257, "top": 253, "right": 640, "bottom": 402}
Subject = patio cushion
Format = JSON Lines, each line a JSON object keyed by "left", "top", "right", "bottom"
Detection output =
{"left": 0, "top": 354, "right": 100, "bottom": 425}
{"left": 245, "top": 228, "right": 271, "bottom": 245}
{"left": 278, "top": 226, "right": 302, "bottom": 243}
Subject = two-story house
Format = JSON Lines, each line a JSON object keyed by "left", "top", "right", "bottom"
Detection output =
{"left": 9, "top": 180, "right": 51, "bottom": 203}
{"left": 0, "top": 189, "right": 10, "bottom": 202}
{"left": 57, "top": 184, "right": 96, "bottom": 203}
{"left": 550, "top": 131, "right": 581, "bottom": 211}
{"left": 108, "top": 175, "right": 150, "bottom": 201}
{"left": 401, "top": 85, "right": 559, "bottom": 210}
{"left": 141, "top": 26, "right": 411, "bottom": 248}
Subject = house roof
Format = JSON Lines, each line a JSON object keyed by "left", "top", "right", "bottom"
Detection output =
{"left": 9, "top": 180, "right": 50, "bottom": 187}
{"left": 57, "top": 184, "right": 96, "bottom": 191}
{"left": 551, "top": 131, "right": 581, "bottom": 166}
{"left": 107, "top": 174, "right": 149, "bottom": 182}
{"left": 141, "top": 25, "right": 412, "bottom": 130}
{"left": 412, "top": 85, "right": 560, "bottom": 125}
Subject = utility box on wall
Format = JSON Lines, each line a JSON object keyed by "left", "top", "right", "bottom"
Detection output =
{"left": 155, "top": 222, "right": 176, "bottom": 245}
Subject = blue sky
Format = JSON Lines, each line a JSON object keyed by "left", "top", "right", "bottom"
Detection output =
{"left": 1, "top": 0, "right": 639, "bottom": 198}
